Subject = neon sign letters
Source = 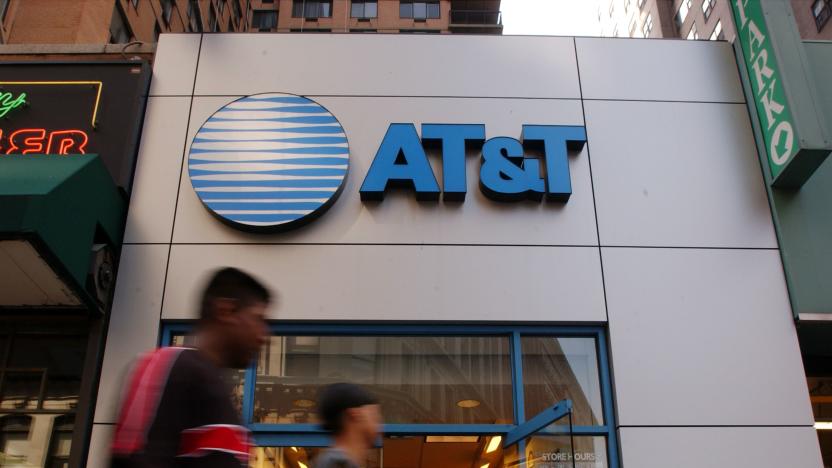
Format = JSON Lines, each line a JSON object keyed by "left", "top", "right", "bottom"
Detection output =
{"left": 0, "top": 129, "right": 89, "bottom": 155}
{"left": 0, "top": 92, "right": 26, "bottom": 118}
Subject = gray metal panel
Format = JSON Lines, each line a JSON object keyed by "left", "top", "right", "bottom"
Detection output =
{"left": 161, "top": 244, "right": 607, "bottom": 322}
{"left": 123, "top": 97, "right": 192, "bottom": 244}
{"left": 193, "top": 34, "right": 581, "bottom": 98}
{"left": 94, "top": 245, "right": 167, "bottom": 424}
{"left": 575, "top": 38, "right": 745, "bottom": 103}
{"left": 586, "top": 100, "right": 777, "bottom": 248}
{"left": 619, "top": 427, "right": 822, "bottom": 468}
{"left": 172, "top": 96, "right": 598, "bottom": 246}
{"left": 149, "top": 34, "right": 201, "bottom": 96}
{"left": 86, "top": 425, "right": 114, "bottom": 468}
{"left": 604, "top": 247, "right": 813, "bottom": 426}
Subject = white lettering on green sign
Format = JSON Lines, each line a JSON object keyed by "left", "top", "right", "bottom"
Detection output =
{"left": 0, "top": 92, "right": 27, "bottom": 119}
{"left": 731, "top": 0, "right": 797, "bottom": 180}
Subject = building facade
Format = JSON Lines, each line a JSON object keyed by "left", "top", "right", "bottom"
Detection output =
{"left": 599, "top": 0, "right": 832, "bottom": 41}
{"left": 0, "top": 0, "right": 501, "bottom": 46}
{"left": 82, "top": 33, "right": 823, "bottom": 467}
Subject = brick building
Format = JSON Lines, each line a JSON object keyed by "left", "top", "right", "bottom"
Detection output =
{"left": 0, "top": 0, "right": 502, "bottom": 47}
{"left": 598, "top": 0, "right": 832, "bottom": 41}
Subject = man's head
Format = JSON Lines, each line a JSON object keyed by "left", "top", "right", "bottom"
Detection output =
{"left": 318, "top": 383, "right": 381, "bottom": 446}
{"left": 199, "top": 267, "right": 270, "bottom": 368}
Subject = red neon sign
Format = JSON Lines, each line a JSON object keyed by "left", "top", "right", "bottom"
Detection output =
{"left": 0, "top": 128, "right": 89, "bottom": 155}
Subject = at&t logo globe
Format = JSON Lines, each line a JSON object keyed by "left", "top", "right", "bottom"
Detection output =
{"left": 188, "top": 93, "right": 349, "bottom": 232}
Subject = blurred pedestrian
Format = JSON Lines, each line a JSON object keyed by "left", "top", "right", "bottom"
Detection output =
{"left": 110, "top": 267, "right": 270, "bottom": 468}
{"left": 313, "top": 383, "right": 382, "bottom": 468}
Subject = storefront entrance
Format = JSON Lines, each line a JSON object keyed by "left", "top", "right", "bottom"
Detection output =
{"left": 165, "top": 324, "right": 618, "bottom": 468}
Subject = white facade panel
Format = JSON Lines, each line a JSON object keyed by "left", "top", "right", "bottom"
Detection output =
{"left": 575, "top": 38, "right": 745, "bottom": 102}
{"left": 604, "top": 247, "right": 813, "bottom": 426}
{"left": 86, "top": 424, "right": 113, "bottom": 468}
{"left": 94, "top": 245, "right": 167, "bottom": 424}
{"left": 586, "top": 100, "right": 777, "bottom": 248}
{"left": 194, "top": 34, "right": 581, "bottom": 98}
{"left": 123, "top": 97, "right": 192, "bottom": 244}
{"left": 619, "top": 426, "right": 822, "bottom": 468}
{"left": 148, "top": 34, "right": 201, "bottom": 96}
{"left": 161, "top": 244, "right": 607, "bottom": 322}
{"left": 172, "top": 96, "right": 598, "bottom": 246}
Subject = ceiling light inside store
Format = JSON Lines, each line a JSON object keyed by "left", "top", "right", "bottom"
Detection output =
{"left": 485, "top": 436, "right": 502, "bottom": 453}
{"left": 456, "top": 399, "right": 481, "bottom": 408}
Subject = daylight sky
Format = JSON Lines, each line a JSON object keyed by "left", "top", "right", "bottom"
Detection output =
{"left": 501, "top": 0, "right": 602, "bottom": 36}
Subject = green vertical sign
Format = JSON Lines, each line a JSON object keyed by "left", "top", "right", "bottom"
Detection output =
{"left": 730, "top": 0, "right": 799, "bottom": 185}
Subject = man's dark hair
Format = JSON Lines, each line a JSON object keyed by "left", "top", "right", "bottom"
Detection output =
{"left": 199, "top": 267, "right": 271, "bottom": 321}
{"left": 317, "top": 383, "right": 379, "bottom": 434}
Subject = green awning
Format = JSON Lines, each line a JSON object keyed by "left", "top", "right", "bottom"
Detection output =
{"left": 0, "top": 154, "right": 126, "bottom": 309}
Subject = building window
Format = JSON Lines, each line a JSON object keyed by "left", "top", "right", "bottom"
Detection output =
{"left": 252, "top": 9, "right": 277, "bottom": 31}
{"left": 160, "top": 0, "right": 174, "bottom": 26}
{"left": 812, "top": 0, "right": 832, "bottom": 31}
{"left": 218, "top": 0, "right": 225, "bottom": 15}
{"left": 0, "top": 0, "right": 10, "bottom": 24}
{"left": 164, "top": 323, "right": 618, "bottom": 467}
{"left": 675, "top": 0, "right": 691, "bottom": 28}
{"left": 612, "top": 25, "right": 619, "bottom": 37}
{"left": 292, "top": 0, "right": 333, "bottom": 18}
{"left": 187, "top": 0, "right": 203, "bottom": 32}
{"left": 109, "top": 4, "right": 133, "bottom": 43}
{"left": 131, "top": 0, "right": 139, "bottom": 8}
{"left": 400, "top": 1, "right": 440, "bottom": 20}
{"left": 351, "top": 0, "right": 378, "bottom": 18}
{"left": 641, "top": 12, "right": 653, "bottom": 37}
{"left": 608, "top": 0, "right": 615, "bottom": 17}
{"left": 629, "top": 18, "right": 637, "bottom": 37}
{"left": 709, "top": 19, "right": 723, "bottom": 40}
{"left": 209, "top": 5, "right": 218, "bottom": 31}
{"left": 45, "top": 415, "right": 74, "bottom": 468}
{"left": 687, "top": 23, "right": 698, "bottom": 40}
{"left": 231, "top": 0, "right": 242, "bottom": 23}
{"left": 702, "top": 0, "right": 716, "bottom": 20}
{"left": 154, "top": 22, "right": 162, "bottom": 41}
{"left": 637, "top": 0, "right": 645, "bottom": 8}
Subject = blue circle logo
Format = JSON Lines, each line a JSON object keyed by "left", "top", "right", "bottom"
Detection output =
{"left": 188, "top": 93, "right": 349, "bottom": 232}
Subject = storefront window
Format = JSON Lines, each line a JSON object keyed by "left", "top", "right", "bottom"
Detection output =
{"left": 522, "top": 337, "right": 604, "bottom": 426}
{"left": 0, "top": 326, "right": 85, "bottom": 467}
{"left": 164, "top": 325, "right": 618, "bottom": 467}
{"left": 252, "top": 335, "right": 513, "bottom": 425}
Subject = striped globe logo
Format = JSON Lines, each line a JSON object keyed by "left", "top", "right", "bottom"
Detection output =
{"left": 188, "top": 93, "right": 349, "bottom": 232}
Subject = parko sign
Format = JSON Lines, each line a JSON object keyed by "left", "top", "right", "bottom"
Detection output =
{"left": 188, "top": 93, "right": 587, "bottom": 233}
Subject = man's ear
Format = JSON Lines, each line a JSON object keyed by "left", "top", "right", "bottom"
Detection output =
{"left": 211, "top": 297, "right": 237, "bottom": 324}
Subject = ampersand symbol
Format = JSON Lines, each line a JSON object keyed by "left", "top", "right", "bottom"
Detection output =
{"left": 479, "top": 136, "right": 545, "bottom": 202}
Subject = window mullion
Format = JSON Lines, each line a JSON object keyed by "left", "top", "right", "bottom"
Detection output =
{"left": 509, "top": 331, "right": 525, "bottom": 425}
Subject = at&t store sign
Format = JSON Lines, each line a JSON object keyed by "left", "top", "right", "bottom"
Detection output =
{"left": 188, "top": 93, "right": 587, "bottom": 233}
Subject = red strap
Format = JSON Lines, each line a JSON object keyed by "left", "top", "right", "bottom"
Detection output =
{"left": 178, "top": 425, "right": 251, "bottom": 462}
{"left": 111, "top": 347, "right": 186, "bottom": 455}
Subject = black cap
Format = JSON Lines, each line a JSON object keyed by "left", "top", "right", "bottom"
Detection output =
{"left": 317, "top": 383, "right": 379, "bottom": 433}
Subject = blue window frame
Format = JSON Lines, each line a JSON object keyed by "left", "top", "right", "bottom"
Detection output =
{"left": 161, "top": 323, "right": 619, "bottom": 467}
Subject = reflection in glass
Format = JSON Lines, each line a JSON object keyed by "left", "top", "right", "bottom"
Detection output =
{"left": 252, "top": 436, "right": 519, "bottom": 468}
{"left": 522, "top": 337, "right": 604, "bottom": 426}
{"left": 0, "top": 327, "right": 86, "bottom": 467}
{"left": 252, "top": 336, "right": 513, "bottom": 425}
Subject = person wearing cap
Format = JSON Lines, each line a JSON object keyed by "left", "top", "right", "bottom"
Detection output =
{"left": 313, "top": 383, "right": 382, "bottom": 468}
